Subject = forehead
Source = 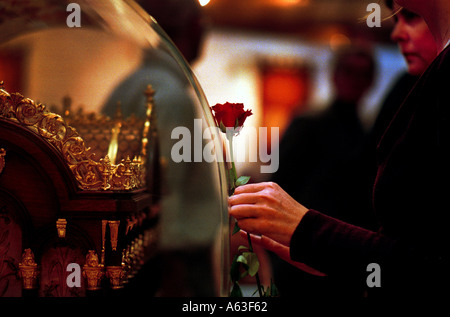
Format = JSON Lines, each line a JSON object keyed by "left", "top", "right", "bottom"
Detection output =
{"left": 393, "top": 0, "right": 425, "bottom": 14}
{"left": 391, "top": 3, "right": 420, "bottom": 20}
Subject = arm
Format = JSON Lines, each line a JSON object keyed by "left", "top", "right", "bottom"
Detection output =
{"left": 229, "top": 182, "right": 409, "bottom": 280}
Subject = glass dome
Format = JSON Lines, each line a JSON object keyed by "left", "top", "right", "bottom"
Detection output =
{"left": 0, "top": 0, "right": 229, "bottom": 296}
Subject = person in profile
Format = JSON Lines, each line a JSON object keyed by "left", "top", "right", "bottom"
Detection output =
{"left": 370, "top": 0, "right": 438, "bottom": 145}
{"left": 353, "top": 0, "right": 439, "bottom": 233}
{"left": 102, "top": 0, "right": 221, "bottom": 296}
{"left": 269, "top": 0, "right": 439, "bottom": 299}
{"left": 229, "top": 0, "right": 450, "bottom": 303}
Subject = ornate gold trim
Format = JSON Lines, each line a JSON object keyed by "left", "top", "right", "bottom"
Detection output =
{"left": 56, "top": 218, "right": 67, "bottom": 238}
{"left": 18, "top": 249, "right": 39, "bottom": 290}
{"left": 0, "top": 148, "right": 5, "bottom": 174}
{"left": 101, "top": 220, "right": 107, "bottom": 265}
{"left": 0, "top": 82, "right": 152, "bottom": 191}
{"left": 108, "top": 220, "right": 120, "bottom": 251}
{"left": 106, "top": 266, "right": 125, "bottom": 289}
{"left": 83, "top": 250, "right": 104, "bottom": 291}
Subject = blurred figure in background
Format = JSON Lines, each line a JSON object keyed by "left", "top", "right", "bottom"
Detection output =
{"left": 103, "top": 0, "right": 206, "bottom": 118}
{"left": 270, "top": 45, "right": 377, "bottom": 299}
{"left": 272, "top": 45, "right": 376, "bottom": 227}
{"left": 103, "top": 0, "right": 221, "bottom": 296}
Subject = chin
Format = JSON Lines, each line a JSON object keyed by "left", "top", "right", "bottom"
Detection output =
{"left": 408, "top": 64, "right": 427, "bottom": 77}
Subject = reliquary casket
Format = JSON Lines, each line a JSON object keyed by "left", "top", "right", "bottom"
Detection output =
{"left": 0, "top": 0, "right": 229, "bottom": 297}
{"left": 0, "top": 81, "right": 160, "bottom": 296}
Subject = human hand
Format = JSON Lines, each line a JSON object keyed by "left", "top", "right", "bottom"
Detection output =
{"left": 240, "top": 231, "right": 325, "bottom": 277}
{"left": 228, "top": 182, "right": 309, "bottom": 247}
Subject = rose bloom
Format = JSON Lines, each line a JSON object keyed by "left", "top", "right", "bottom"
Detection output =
{"left": 211, "top": 102, "right": 252, "bottom": 133}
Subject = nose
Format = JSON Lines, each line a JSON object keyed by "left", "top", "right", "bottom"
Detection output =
{"left": 390, "top": 19, "right": 408, "bottom": 44}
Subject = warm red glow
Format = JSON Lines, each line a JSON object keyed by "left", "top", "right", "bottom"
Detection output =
{"left": 271, "top": 0, "right": 309, "bottom": 7}
{"left": 261, "top": 65, "right": 311, "bottom": 150}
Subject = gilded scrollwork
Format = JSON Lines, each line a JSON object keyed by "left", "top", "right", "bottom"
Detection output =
{"left": 0, "top": 83, "right": 151, "bottom": 191}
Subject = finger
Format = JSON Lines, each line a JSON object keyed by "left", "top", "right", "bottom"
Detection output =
{"left": 248, "top": 234, "right": 326, "bottom": 276}
{"left": 239, "top": 230, "right": 262, "bottom": 243}
{"left": 228, "top": 192, "right": 259, "bottom": 206}
{"left": 229, "top": 204, "right": 259, "bottom": 220}
{"left": 233, "top": 217, "right": 262, "bottom": 235}
{"left": 260, "top": 235, "right": 287, "bottom": 251}
{"left": 233, "top": 182, "right": 271, "bottom": 194}
{"left": 243, "top": 233, "right": 290, "bottom": 261}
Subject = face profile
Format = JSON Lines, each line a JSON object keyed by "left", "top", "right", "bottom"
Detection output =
{"left": 389, "top": 3, "right": 437, "bottom": 75}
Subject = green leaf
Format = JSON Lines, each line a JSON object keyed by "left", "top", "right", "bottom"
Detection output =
{"left": 235, "top": 175, "right": 251, "bottom": 187}
{"left": 232, "top": 221, "right": 241, "bottom": 235}
{"left": 238, "top": 252, "right": 260, "bottom": 277}
{"left": 219, "top": 122, "right": 227, "bottom": 134}
{"left": 236, "top": 254, "right": 248, "bottom": 266}
{"left": 235, "top": 254, "right": 248, "bottom": 279}
{"left": 238, "top": 245, "right": 248, "bottom": 252}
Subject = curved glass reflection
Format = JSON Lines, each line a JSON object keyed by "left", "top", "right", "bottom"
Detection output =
{"left": 0, "top": 0, "right": 229, "bottom": 296}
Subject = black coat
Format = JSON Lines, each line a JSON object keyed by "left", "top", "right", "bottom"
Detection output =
{"left": 290, "top": 46, "right": 450, "bottom": 302}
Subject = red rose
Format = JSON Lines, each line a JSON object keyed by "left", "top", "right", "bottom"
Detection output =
{"left": 211, "top": 102, "right": 252, "bottom": 133}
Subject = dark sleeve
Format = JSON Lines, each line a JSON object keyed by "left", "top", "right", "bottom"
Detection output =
{"left": 290, "top": 210, "right": 401, "bottom": 273}
{"left": 288, "top": 47, "right": 450, "bottom": 298}
{"left": 289, "top": 209, "right": 421, "bottom": 293}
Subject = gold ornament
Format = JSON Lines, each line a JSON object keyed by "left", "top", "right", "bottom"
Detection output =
{"left": 82, "top": 250, "right": 104, "bottom": 291}
{"left": 56, "top": 218, "right": 67, "bottom": 238}
{"left": 106, "top": 266, "right": 125, "bottom": 289}
{"left": 0, "top": 84, "right": 152, "bottom": 191}
{"left": 18, "top": 249, "right": 39, "bottom": 290}
{"left": 0, "top": 148, "right": 5, "bottom": 175}
{"left": 108, "top": 220, "right": 120, "bottom": 251}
